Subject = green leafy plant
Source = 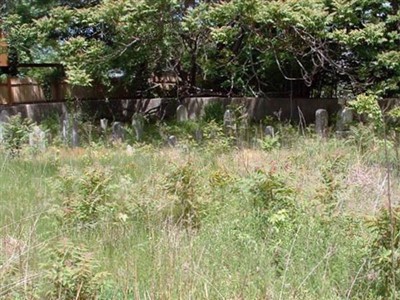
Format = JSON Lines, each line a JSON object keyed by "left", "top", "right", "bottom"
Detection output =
{"left": 51, "top": 165, "right": 115, "bottom": 228}
{"left": 315, "top": 156, "right": 345, "bottom": 211}
{"left": 203, "top": 101, "right": 225, "bottom": 123}
{"left": 242, "top": 170, "right": 297, "bottom": 236}
{"left": 202, "top": 120, "right": 233, "bottom": 153}
{"left": 2, "top": 114, "right": 35, "bottom": 154}
{"left": 42, "top": 238, "right": 108, "bottom": 300}
{"left": 164, "top": 162, "right": 202, "bottom": 228}
{"left": 259, "top": 136, "right": 281, "bottom": 152}
{"left": 346, "top": 124, "right": 379, "bottom": 154}
{"left": 365, "top": 207, "right": 400, "bottom": 298}
{"left": 349, "top": 94, "right": 383, "bottom": 131}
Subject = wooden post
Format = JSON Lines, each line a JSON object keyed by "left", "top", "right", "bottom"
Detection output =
{"left": 7, "top": 77, "right": 13, "bottom": 104}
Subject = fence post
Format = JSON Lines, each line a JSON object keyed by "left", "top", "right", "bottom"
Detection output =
{"left": 7, "top": 77, "right": 13, "bottom": 105}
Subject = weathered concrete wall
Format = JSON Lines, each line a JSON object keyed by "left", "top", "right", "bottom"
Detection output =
{"left": 0, "top": 99, "right": 178, "bottom": 123}
{"left": 0, "top": 97, "right": 340, "bottom": 124}
{"left": 183, "top": 97, "right": 340, "bottom": 123}
{"left": 1, "top": 101, "right": 68, "bottom": 122}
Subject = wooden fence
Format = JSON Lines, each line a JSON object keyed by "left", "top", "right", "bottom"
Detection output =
{"left": 0, "top": 77, "right": 131, "bottom": 105}
{"left": 0, "top": 77, "right": 46, "bottom": 104}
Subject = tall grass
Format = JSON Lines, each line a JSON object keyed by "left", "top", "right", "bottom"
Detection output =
{"left": 0, "top": 123, "right": 398, "bottom": 299}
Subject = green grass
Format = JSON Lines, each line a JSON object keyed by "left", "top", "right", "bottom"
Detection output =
{"left": 0, "top": 123, "right": 399, "bottom": 299}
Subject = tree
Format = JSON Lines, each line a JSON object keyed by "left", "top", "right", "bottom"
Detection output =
{"left": 2, "top": 0, "right": 399, "bottom": 98}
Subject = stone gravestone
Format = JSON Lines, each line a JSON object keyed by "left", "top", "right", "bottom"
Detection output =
{"left": 336, "top": 107, "right": 353, "bottom": 137}
{"left": 264, "top": 125, "right": 275, "bottom": 138}
{"left": 223, "top": 109, "right": 234, "bottom": 134}
{"left": 167, "top": 135, "right": 177, "bottom": 147}
{"left": 315, "top": 109, "right": 328, "bottom": 137}
{"left": 100, "top": 118, "right": 108, "bottom": 132}
{"left": 131, "top": 113, "right": 144, "bottom": 141}
{"left": 112, "top": 122, "right": 124, "bottom": 142}
{"left": 193, "top": 129, "right": 203, "bottom": 143}
{"left": 61, "top": 113, "right": 79, "bottom": 147}
{"left": 238, "top": 109, "right": 250, "bottom": 145}
{"left": 0, "top": 110, "right": 9, "bottom": 123}
{"left": 176, "top": 105, "right": 188, "bottom": 122}
{"left": 122, "top": 100, "right": 129, "bottom": 118}
{"left": 72, "top": 118, "right": 79, "bottom": 148}
{"left": 29, "top": 125, "right": 46, "bottom": 151}
{"left": 0, "top": 110, "right": 10, "bottom": 143}
{"left": 61, "top": 114, "right": 70, "bottom": 146}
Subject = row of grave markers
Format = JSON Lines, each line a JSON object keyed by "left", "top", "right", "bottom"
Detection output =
{"left": 0, "top": 105, "right": 353, "bottom": 150}
{"left": 177, "top": 104, "right": 353, "bottom": 139}
{"left": 315, "top": 107, "right": 353, "bottom": 138}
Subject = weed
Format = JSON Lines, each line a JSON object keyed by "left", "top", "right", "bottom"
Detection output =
{"left": 203, "top": 101, "right": 225, "bottom": 123}
{"left": 41, "top": 238, "right": 108, "bottom": 300}
{"left": 51, "top": 165, "right": 115, "bottom": 228}
{"left": 2, "top": 114, "right": 35, "bottom": 155}
{"left": 364, "top": 206, "right": 400, "bottom": 298}
{"left": 164, "top": 162, "right": 202, "bottom": 228}
{"left": 241, "top": 170, "right": 298, "bottom": 236}
{"left": 259, "top": 135, "right": 281, "bottom": 151}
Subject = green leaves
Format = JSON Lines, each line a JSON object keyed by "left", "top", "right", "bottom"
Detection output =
{"left": 349, "top": 94, "right": 384, "bottom": 130}
{"left": 3, "top": 0, "right": 400, "bottom": 96}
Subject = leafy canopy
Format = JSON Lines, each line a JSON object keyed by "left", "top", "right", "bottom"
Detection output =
{"left": 1, "top": 0, "right": 399, "bottom": 98}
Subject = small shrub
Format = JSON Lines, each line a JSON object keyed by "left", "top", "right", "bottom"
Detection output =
{"left": 203, "top": 101, "right": 225, "bottom": 123}
{"left": 41, "top": 238, "right": 108, "bottom": 300}
{"left": 315, "top": 156, "right": 345, "bottom": 210}
{"left": 258, "top": 136, "right": 280, "bottom": 152}
{"left": 51, "top": 165, "right": 115, "bottom": 228}
{"left": 364, "top": 207, "right": 400, "bottom": 298}
{"left": 241, "top": 170, "right": 297, "bottom": 236}
{"left": 2, "top": 115, "right": 35, "bottom": 154}
{"left": 349, "top": 94, "right": 383, "bottom": 131}
{"left": 163, "top": 162, "right": 202, "bottom": 228}
{"left": 202, "top": 120, "right": 233, "bottom": 153}
{"left": 40, "top": 113, "right": 61, "bottom": 143}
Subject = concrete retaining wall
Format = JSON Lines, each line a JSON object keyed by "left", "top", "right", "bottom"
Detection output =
{"left": 0, "top": 97, "right": 340, "bottom": 124}
{"left": 183, "top": 97, "right": 340, "bottom": 123}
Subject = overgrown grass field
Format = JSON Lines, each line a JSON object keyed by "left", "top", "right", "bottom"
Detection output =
{"left": 1, "top": 120, "right": 399, "bottom": 299}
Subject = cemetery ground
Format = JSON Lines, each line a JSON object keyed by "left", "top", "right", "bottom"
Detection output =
{"left": 1, "top": 118, "right": 400, "bottom": 299}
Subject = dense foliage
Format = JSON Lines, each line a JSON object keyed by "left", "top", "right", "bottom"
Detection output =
{"left": 1, "top": 0, "right": 399, "bottom": 98}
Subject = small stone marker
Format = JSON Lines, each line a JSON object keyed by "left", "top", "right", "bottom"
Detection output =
{"left": 100, "top": 118, "right": 108, "bottom": 132}
{"left": 238, "top": 110, "right": 250, "bottom": 144}
{"left": 194, "top": 129, "right": 203, "bottom": 143}
{"left": 29, "top": 125, "right": 46, "bottom": 151}
{"left": 126, "top": 145, "right": 134, "bottom": 155}
{"left": 112, "top": 122, "right": 124, "bottom": 142}
{"left": 122, "top": 100, "right": 129, "bottom": 117}
{"left": 336, "top": 107, "right": 353, "bottom": 131}
{"left": 61, "top": 113, "right": 79, "bottom": 147}
{"left": 223, "top": 109, "right": 235, "bottom": 135}
{"left": 0, "top": 110, "right": 10, "bottom": 123}
{"left": 223, "top": 109, "right": 234, "bottom": 127}
{"left": 0, "top": 110, "right": 9, "bottom": 143}
{"left": 167, "top": 135, "right": 177, "bottom": 147}
{"left": 72, "top": 118, "right": 79, "bottom": 148}
{"left": 132, "top": 113, "right": 144, "bottom": 141}
{"left": 315, "top": 109, "right": 328, "bottom": 137}
{"left": 61, "top": 114, "right": 70, "bottom": 145}
{"left": 176, "top": 105, "right": 188, "bottom": 122}
{"left": 264, "top": 125, "right": 275, "bottom": 138}
{"left": 336, "top": 107, "right": 353, "bottom": 137}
